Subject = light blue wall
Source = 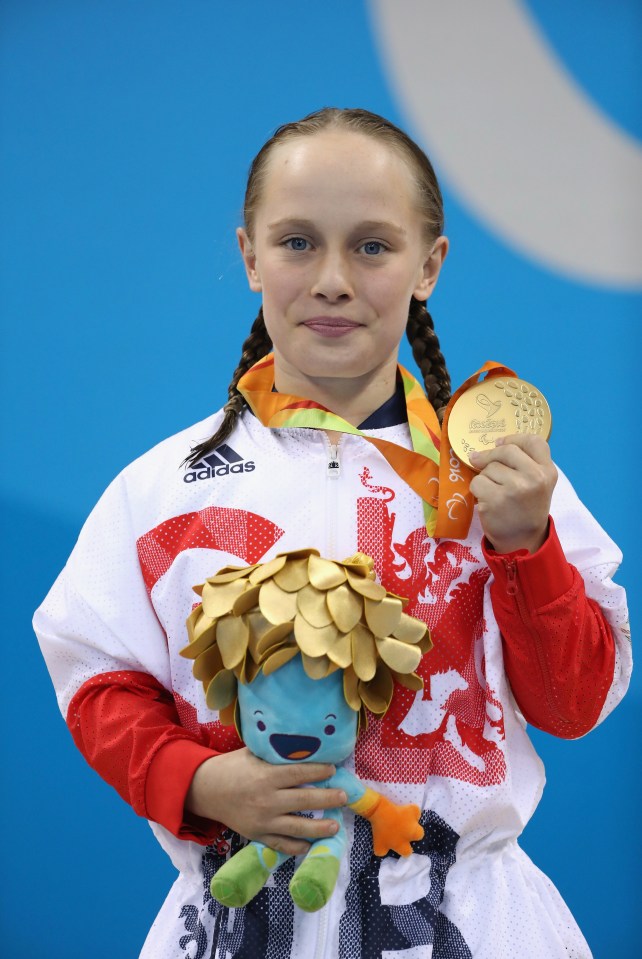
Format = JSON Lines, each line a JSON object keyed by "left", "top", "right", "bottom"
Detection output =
{"left": 2, "top": 1, "right": 639, "bottom": 955}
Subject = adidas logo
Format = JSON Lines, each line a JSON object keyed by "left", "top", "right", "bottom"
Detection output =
{"left": 183, "top": 444, "right": 255, "bottom": 484}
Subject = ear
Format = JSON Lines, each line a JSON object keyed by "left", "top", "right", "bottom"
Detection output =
{"left": 413, "top": 235, "right": 449, "bottom": 301}
{"left": 237, "top": 227, "right": 262, "bottom": 293}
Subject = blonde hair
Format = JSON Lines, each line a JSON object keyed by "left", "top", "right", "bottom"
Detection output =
{"left": 243, "top": 107, "right": 444, "bottom": 245}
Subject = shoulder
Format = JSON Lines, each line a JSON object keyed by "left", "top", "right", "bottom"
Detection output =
{"left": 123, "top": 409, "right": 226, "bottom": 479}
{"left": 84, "top": 406, "right": 290, "bottom": 531}
{"left": 80, "top": 409, "right": 227, "bottom": 529}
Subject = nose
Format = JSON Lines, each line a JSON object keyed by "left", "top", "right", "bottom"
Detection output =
{"left": 310, "top": 251, "right": 353, "bottom": 302}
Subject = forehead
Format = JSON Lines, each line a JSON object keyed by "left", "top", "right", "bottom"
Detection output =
{"left": 238, "top": 654, "right": 351, "bottom": 716}
{"left": 256, "top": 129, "right": 421, "bottom": 224}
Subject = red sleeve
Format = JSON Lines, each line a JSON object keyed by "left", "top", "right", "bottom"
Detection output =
{"left": 66, "top": 670, "right": 240, "bottom": 845}
{"left": 483, "top": 517, "right": 616, "bottom": 738}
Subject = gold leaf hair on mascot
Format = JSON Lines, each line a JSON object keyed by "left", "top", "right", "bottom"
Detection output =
{"left": 180, "top": 549, "right": 433, "bottom": 913}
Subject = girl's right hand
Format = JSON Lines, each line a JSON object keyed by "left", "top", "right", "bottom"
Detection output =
{"left": 185, "top": 747, "right": 348, "bottom": 856}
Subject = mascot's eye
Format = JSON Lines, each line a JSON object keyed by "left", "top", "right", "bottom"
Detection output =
{"left": 324, "top": 724, "right": 336, "bottom": 736}
{"left": 257, "top": 720, "right": 266, "bottom": 732}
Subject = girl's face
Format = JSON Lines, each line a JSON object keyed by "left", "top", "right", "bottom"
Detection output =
{"left": 238, "top": 129, "right": 447, "bottom": 395}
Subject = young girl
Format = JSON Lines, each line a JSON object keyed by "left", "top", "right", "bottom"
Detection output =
{"left": 34, "top": 108, "right": 631, "bottom": 959}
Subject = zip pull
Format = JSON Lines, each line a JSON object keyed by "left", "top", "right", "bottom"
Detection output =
{"left": 327, "top": 444, "right": 340, "bottom": 479}
{"left": 504, "top": 560, "right": 518, "bottom": 596}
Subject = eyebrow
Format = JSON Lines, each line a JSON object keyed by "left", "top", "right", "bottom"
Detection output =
{"left": 266, "top": 218, "right": 408, "bottom": 237}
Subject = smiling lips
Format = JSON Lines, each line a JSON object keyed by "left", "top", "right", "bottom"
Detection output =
{"left": 270, "top": 732, "right": 322, "bottom": 761}
{"left": 302, "top": 316, "right": 362, "bottom": 338}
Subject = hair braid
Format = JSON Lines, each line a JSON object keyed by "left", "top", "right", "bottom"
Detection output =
{"left": 184, "top": 309, "right": 272, "bottom": 468}
{"left": 406, "top": 298, "right": 452, "bottom": 420}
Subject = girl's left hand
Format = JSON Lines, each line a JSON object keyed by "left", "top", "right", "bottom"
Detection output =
{"left": 468, "top": 435, "right": 557, "bottom": 554}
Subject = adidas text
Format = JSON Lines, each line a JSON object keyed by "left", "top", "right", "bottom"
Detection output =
{"left": 183, "top": 443, "right": 255, "bottom": 484}
{"left": 184, "top": 461, "right": 255, "bottom": 483}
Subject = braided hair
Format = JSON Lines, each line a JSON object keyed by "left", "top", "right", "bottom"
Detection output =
{"left": 406, "top": 298, "right": 451, "bottom": 418}
{"left": 184, "top": 309, "right": 272, "bottom": 467}
{"left": 185, "top": 107, "right": 452, "bottom": 466}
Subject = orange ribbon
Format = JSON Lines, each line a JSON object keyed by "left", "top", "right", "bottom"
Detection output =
{"left": 434, "top": 361, "right": 517, "bottom": 537}
{"left": 237, "top": 355, "right": 516, "bottom": 540}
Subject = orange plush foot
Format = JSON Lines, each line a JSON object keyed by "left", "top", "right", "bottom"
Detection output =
{"left": 367, "top": 795, "right": 424, "bottom": 857}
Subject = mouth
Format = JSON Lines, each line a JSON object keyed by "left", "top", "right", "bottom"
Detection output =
{"left": 301, "top": 316, "right": 362, "bottom": 338}
{"left": 270, "top": 733, "right": 321, "bottom": 761}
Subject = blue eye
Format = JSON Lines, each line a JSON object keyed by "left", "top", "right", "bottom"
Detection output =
{"left": 257, "top": 720, "right": 266, "bottom": 732}
{"left": 324, "top": 724, "right": 336, "bottom": 736}
{"left": 286, "top": 237, "right": 308, "bottom": 251}
{"left": 362, "top": 241, "right": 385, "bottom": 255}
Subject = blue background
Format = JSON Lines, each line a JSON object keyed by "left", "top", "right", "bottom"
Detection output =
{"left": 1, "top": 1, "right": 640, "bottom": 956}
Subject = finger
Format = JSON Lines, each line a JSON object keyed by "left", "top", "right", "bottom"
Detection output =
{"left": 273, "top": 813, "right": 342, "bottom": 842}
{"left": 276, "top": 786, "right": 347, "bottom": 813}
{"left": 495, "top": 433, "right": 552, "bottom": 464}
{"left": 469, "top": 469, "right": 504, "bottom": 500}
{"left": 469, "top": 438, "right": 550, "bottom": 476}
{"left": 470, "top": 462, "right": 553, "bottom": 506}
{"left": 270, "top": 762, "right": 337, "bottom": 786}
{"left": 469, "top": 446, "right": 513, "bottom": 472}
{"left": 469, "top": 453, "right": 527, "bottom": 498}
{"left": 470, "top": 439, "right": 530, "bottom": 470}
{"left": 471, "top": 458, "right": 525, "bottom": 493}
{"left": 260, "top": 834, "right": 311, "bottom": 857}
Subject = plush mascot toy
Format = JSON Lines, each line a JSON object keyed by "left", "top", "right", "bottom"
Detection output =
{"left": 180, "top": 549, "right": 433, "bottom": 913}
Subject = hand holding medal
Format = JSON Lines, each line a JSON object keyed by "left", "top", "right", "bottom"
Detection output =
{"left": 239, "top": 355, "right": 558, "bottom": 550}
{"left": 446, "top": 371, "right": 557, "bottom": 554}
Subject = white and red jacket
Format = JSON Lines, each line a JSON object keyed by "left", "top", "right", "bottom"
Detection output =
{"left": 34, "top": 403, "right": 631, "bottom": 959}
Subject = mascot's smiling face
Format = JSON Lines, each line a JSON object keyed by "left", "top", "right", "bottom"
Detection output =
{"left": 237, "top": 654, "right": 358, "bottom": 765}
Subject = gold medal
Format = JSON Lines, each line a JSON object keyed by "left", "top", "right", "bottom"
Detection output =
{"left": 448, "top": 376, "right": 552, "bottom": 469}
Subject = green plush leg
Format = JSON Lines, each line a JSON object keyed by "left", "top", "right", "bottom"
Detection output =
{"left": 289, "top": 850, "right": 341, "bottom": 913}
{"left": 210, "top": 842, "right": 288, "bottom": 908}
{"left": 289, "top": 810, "right": 346, "bottom": 913}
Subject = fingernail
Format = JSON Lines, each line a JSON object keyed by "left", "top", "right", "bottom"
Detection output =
{"left": 338, "top": 791, "right": 347, "bottom": 804}
{"left": 328, "top": 821, "right": 338, "bottom": 834}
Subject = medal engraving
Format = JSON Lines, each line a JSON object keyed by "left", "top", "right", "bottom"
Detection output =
{"left": 448, "top": 377, "right": 552, "bottom": 469}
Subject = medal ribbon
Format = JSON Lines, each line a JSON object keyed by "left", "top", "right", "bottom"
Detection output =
{"left": 237, "top": 354, "right": 516, "bottom": 539}
{"left": 434, "top": 360, "right": 517, "bottom": 537}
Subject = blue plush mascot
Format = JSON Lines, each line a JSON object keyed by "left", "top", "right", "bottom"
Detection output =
{"left": 181, "top": 549, "right": 433, "bottom": 912}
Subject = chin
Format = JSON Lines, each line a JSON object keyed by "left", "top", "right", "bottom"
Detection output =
{"left": 289, "top": 353, "right": 379, "bottom": 382}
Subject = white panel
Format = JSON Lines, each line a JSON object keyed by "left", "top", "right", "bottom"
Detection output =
{"left": 369, "top": 0, "right": 642, "bottom": 288}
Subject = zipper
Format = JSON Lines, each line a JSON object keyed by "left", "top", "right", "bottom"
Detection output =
{"left": 505, "top": 560, "right": 518, "bottom": 597}
{"left": 323, "top": 439, "right": 341, "bottom": 559}
{"left": 313, "top": 901, "right": 329, "bottom": 959}
{"left": 503, "top": 558, "right": 570, "bottom": 727}
{"left": 327, "top": 444, "right": 340, "bottom": 479}
{"left": 312, "top": 438, "right": 341, "bottom": 959}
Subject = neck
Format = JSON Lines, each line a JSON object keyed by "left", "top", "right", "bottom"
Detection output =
{"left": 272, "top": 355, "right": 399, "bottom": 427}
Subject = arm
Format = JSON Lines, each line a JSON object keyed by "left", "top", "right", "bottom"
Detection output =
{"left": 34, "top": 473, "right": 345, "bottom": 851}
{"left": 483, "top": 518, "right": 616, "bottom": 737}
{"left": 66, "top": 671, "right": 226, "bottom": 843}
{"left": 470, "top": 437, "right": 630, "bottom": 737}
{"left": 33, "top": 473, "right": 229, "bottom": 844}
{"left": 67, "top": 673, "right": 345, "bottom": 853}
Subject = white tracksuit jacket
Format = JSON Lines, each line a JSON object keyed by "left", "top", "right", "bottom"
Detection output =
{"left": 33, "top": 405, "right": 631, "bottom": 959}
